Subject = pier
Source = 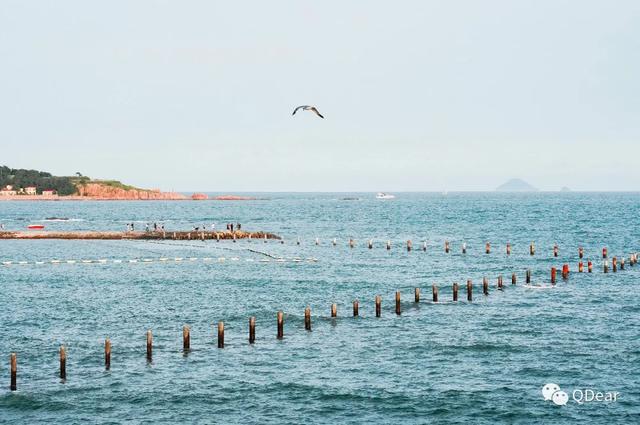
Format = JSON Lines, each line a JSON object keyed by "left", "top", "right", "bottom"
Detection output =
{"left": 0, "top": 230, "right": 280, "bottom": 241}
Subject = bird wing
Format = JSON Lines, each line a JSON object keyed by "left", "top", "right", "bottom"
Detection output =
{"left": 310, "top": 107, "right": 324, "bottom": 119}
{"left": 292, "top": 105, "right": 309, "bottom": 116}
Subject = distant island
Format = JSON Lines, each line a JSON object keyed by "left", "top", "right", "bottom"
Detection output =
{"left": 0, "top": 166, "right": 185, "bottom": 200}
{"left": 560, "top": 186, "right": 571, "bottom": 192}
{"left": 495, "top": 178, "right": 538, "bottom": 192}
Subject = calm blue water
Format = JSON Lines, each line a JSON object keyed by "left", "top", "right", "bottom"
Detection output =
{"left": 1, "top": 193, "right": 639, "bottom": 424}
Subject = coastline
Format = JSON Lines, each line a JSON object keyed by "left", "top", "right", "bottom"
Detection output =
{"left": 0, "top": 194, "right": 257, "bottom": 201}
{"left": 0, "top": 195, "right": 188, "bottom": 201}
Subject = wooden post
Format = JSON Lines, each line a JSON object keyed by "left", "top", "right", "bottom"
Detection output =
{"left": 497, "top": 275, "right": 503, "bottom": 290}
{"left": 395, "top": 291, "right": 401, "bottom": 315}
{"left": 603, "top": 247, "right": 607, "bottom": 258}
{"left": 59, "top": 345, "right": 66, "bottom": 380}
{"left": 432, "top": 284, "right": 438, "bottom": 302}
{"left": 506, "top": 243, "right": 511, "bottom": 255}
{"left": 578, "top": 261, "right": 584, "bottom": 272}
{"left": 105, "top": 338, "right": 111, "bottom": 370}
{"left": 526, "top": 269, "right": 531, "bottom": 284}
{"left": 466, "top": 280, "right": 472, "bottom": 302}
{"left": 578, "top": 247, "right": 583, "bottom": 259}
{"left": 551, "top": 267, "right": 557, "bottom": 284}
{"left": 304, "top": 307, "right": 311, "bottom": 331}
{"left": 530, "top": 242, "right": 535, "bottom": 255}
{"left": 407, "top": 240, "right": 412, "bottom": 252}
{"left": 453, "top": 282, "right": 459, "bottom": 301}
{"left": 511, "top": 273, "right": 516, "bottom": 285}
{"left": 10, "top": 353, "right": 16, "bottom": 391}
{"left": 375, "top": 295, "right": 381, "bottom": 317}
{"left": 485, "top": 242, "right": 490, "bottom": 254}
{"left": 553, "top": 244, "right": 558, "bottom": 257}
{"left": 146, "top": 330, "right": 152, "bottom": 361}
{"left": 445, "top": 241, "right": 450, "bottom": 253}
{"left": 588, "top": 261, "right": 593, "bottom": 273}
{"left": 353, "top": 300, "right": 359, "bottom": 317}
{"left": 462, "top": 242, "right": 466, "bottom": 254}
{"left": 386, "top": 240, "right": 391, "bottom": 250}
{"left": 217, "top": 322, "right": 224, "bottom": 348}
{"left": 483, "top": 278, "right": 489, "bottom": 295}
{"left": 612, "top": 257, "right": 617, "bottom": 272}
{"left": 277, "top": 311, "right": 284, "bottom": 339}
{"left": 331, "top": 303, "right": 337, "bottom": 318}
{"left": 414, "top": 287, "right": 420, "bottom": 303}
{"left": 183, "top": 325, "right": 190, "bottom": 352}
{"left": 249, "top": 317, "right": 256, "bottom": 343}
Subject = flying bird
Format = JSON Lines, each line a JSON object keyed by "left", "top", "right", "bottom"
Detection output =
{"left": 292, "top": 105, "right": 324, "bottom": 119}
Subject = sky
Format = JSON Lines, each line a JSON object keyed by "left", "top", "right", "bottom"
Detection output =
{"left": 0, "top": 0, "right": 638, "bottom": 191}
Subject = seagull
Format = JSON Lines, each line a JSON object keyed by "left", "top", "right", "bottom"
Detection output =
{"left": 292, "top": 105, "right": 324, "bottom": 119}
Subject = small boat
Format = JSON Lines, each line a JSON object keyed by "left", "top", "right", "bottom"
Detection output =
{"left": 376, "top": 192, "right": 395, "bottom": 199}
{"left": 27, "top": 224, "right": 45, "bottom": 230}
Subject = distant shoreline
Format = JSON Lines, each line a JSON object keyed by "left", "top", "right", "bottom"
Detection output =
{"left": 0, "top": 194, "right": 257, "bottom": 201}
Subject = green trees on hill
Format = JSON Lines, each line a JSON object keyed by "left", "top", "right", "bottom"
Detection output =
{"left": 0, "top": 166, "right": 81, "bottom": 195}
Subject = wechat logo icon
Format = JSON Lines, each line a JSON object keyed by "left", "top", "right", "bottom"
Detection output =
{"left": 542, "top": 383, "right": 568, "bottom": 406}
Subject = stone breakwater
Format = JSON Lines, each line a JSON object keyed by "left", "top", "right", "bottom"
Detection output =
{"left": 0, "top": 230, "right": 280, "bottom": 240}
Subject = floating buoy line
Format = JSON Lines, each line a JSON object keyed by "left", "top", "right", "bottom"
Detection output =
{"left": 0, "top": 256, "right": 318, "bottom": 267}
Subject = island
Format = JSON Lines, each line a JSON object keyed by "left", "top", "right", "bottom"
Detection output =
{"left": 495, "top": 178, "right": 538, "bottom": 192}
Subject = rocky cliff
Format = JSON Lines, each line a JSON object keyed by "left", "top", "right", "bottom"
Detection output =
{"left": 76, "top": 183, "right": 187, "bottom": 200}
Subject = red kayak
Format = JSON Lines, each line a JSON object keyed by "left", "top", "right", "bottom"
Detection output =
{"left": 27, "top": 224, "right": 45, "bottom": 230}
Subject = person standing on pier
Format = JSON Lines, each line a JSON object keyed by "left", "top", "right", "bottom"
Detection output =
{"left": 237, "top": 223, "right": 241, "bottom": 231}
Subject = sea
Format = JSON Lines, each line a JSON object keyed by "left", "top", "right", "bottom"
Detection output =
{"left": 0, "top": 192, "right": 638, "bottom": 424}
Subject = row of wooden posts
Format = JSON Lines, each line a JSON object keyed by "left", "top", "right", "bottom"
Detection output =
{"left": 5, "top": 277, "right": 504, "bottom": 390}
{"left": 230, "top": 234, "right": 633, "bottom": 260}
{"left": 169, "top": 232, "right": 628, "bottom": 260}
{"left": 7, "top": 253, "right": 638, "bottom": 391}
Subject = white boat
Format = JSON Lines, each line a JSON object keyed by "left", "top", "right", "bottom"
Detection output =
{"left": 376, "top": 192, "right": 395, "bottom": 199}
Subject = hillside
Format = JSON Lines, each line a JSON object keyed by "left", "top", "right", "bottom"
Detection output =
{"left": 0, "top": 166, "right": 78, "bottom": 195}
{"left": 0, "top": 166, "right": 186, "bottom": 200}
